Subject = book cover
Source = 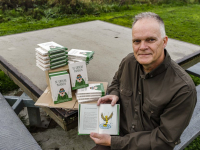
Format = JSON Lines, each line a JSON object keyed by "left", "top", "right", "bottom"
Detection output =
{"left": 76, "top": 83, "right": 105, "bottom": 96}
{"left": 35, "top": 47, "right": 49, "bottom": 56}
{"left": 49, "top": 51, "right": 68, "bottom": 58}
{"left": 38, "top": 41, "right": 67, "bottom": 54}
{"left": 49, "top": 71, "right": 72, "bottom": 104}
{"left": 68, "top": 61, "right": 89, "bottom": 90}
{"left": 36, "top": 52, "right": 50, "bottom": 60}
{"left": 68, "top": 49, "right": 94, "bottom": 61}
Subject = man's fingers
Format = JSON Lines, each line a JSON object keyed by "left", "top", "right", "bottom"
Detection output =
{"left": 97, "top": 95, "right": 119, "bottom": 106}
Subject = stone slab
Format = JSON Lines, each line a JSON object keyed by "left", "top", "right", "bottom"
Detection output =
{"left": 0, "top": 20, "right": 200, "bottom": 92}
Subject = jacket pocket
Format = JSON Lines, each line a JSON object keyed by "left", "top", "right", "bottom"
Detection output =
{"left": 119, "top": 85, "right": 133, "bottom": 111}
{"left": 142, "top": 99, "right": 164, "bottom": 127}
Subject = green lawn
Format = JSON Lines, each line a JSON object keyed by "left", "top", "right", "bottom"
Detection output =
{"left": 0, "top": 3, "right": 200, "bottom": 150}
{"left": 1, "top": 4, "right": 200, "bottom": 45}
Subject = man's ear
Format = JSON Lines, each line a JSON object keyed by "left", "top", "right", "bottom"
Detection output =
{"left": 163, "top": 36, "right": 168, "bottom": 48}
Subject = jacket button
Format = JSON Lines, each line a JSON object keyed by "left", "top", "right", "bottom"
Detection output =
{"left": 132, "top": 125, "right": 135, "bottom": 129}
{"left": 175, "top": 142, "right": 178, "bottom": 145}
{"left": 135, "top": 108, "right": 137, "bottom": 112}
{"left": 121, "top": 89, "right": 123, "bottom": 92}
{"left": 138, "top": 91, "right": 141, "bottom": 95}
{"left": 151, "top": 111, "right": 154, "bottom": 114}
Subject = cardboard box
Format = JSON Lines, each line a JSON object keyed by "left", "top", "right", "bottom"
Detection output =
{"left": 35, "top": 81, "right": 108, "bottom": 109}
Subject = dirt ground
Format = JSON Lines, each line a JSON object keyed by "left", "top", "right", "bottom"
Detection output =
{"left": 31, "top": 117, "right": 95, "bottom": 150}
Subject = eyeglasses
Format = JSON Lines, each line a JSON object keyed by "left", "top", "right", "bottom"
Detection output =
{"left": 59, "top": 90, "right": 65, "bottom": 93}
{"left": 77, "top": 76, "right": 82, "bottom": 79}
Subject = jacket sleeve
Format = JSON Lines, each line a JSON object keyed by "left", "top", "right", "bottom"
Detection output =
{"left": 110, "top": 87, "right": 197, "bottom": 150}
{"left": 107, "top": 57, "right": 126, "bottom": 97}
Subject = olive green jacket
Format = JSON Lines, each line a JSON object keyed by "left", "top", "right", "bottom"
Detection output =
{"left": 108, "top": 50, "right": 197, "bottom": 150}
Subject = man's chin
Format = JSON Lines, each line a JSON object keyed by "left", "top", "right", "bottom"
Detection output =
{"left": 137, "top": 59, "right": 152, "bottom": 65}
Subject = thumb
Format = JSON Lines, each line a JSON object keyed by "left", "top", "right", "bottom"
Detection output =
{"left": 90, "top": 132, "right": 99, "bottom": 138}
{"left": 111, "top": 96, "right": 118, "bottom": 106}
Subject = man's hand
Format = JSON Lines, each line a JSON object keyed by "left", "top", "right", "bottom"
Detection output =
{"left": 97, "top": 95, "right": 119, "bottom": 106}
{"left": 90, "top": 132, "right": 111, "bottom": 146}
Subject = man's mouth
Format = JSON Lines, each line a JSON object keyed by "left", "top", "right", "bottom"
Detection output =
{"left": 138, "top": 53, "right": 151, "bottom": 56}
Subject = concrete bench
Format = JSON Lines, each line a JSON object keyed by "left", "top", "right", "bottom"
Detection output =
{"left": 174, "top": 64, "right": 200, "bottom": 150}
{"left": 0, "top": 92, "right": 42, "bottom": 150}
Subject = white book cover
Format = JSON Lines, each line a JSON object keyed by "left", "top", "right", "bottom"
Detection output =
{"left": 38, "top": 41, "right": 67, "bottom": 54}
{"left": 49, "top": 71, "right": 72, "bottom": 104}
{"left": 68, "top": 61, "right": 89, "bottom": 90}
{"left": 35, "top": 47, "right": 48, "bottom": 56}
{"left": 68, "top": 49, "right": 94, "bottom": 61}
{"left": 76, "top": 83, "right": 105, "bottom": 96}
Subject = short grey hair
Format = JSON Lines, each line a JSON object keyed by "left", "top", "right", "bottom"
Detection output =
{"left": 132, "top": 12, "right": 166, "bottom": 38}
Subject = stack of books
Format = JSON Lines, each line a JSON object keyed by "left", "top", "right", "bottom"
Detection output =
{"left": 67, "top": 49, "right": 94, "bottom": 64}
{"left": 49, "top": 70, "right": 72, "bottom": 104}
{"left": 35, "top": 41, "right": 68, "bottom": 71}
{"left": 76, "top": 83, "right": 105, "bottom": 103}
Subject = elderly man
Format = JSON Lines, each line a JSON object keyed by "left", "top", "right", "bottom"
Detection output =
{"left": 90, "top": 12, "right": 197, "bottom": 150}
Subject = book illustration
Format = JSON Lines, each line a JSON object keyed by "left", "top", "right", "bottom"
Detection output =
{"left": 90, "top": 85, "right": 101, "bottom": 90}
{"left": 75, "top": 74, "right": 86, "bottom": 87}
{"left": 100, "top": 112, "right": 113, "bottom": 129}
{"left": 79, "top": 52, "right": 91, "bottom": 58}
{"left": 57, "top": 88, "right": 69, "bottom": 101}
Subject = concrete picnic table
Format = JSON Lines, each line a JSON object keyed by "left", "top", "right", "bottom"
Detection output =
{"left": 0, "top": 20, "right": 200, "bottom": 130}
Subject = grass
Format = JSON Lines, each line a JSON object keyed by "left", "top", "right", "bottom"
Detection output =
{"left": 1, "top": 4, "right": 200, "bottom": 45}
{"left": 0, "top": 3, "right": 200, "bottom": 149}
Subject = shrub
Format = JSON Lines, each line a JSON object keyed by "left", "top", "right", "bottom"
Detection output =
{"left": 0, "top": 70, "right": 19, "bottom": 94}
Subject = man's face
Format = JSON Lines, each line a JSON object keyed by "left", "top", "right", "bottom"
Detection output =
{"left": 59, "top": 89, "right": 65, "bottom": 97}
{"left": 76, "top": 75, "right": 82, "bottom": 83}
{"left": 132, "top": 18, "right": 168, "bottom": 72}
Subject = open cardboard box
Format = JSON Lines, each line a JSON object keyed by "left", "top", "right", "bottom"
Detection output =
{"left": 35, "top": 81, "right": 108, "bottom": 110}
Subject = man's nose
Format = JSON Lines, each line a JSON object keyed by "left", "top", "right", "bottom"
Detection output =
{"left": 139, "top": 41, "right": 148, "bottom": 50}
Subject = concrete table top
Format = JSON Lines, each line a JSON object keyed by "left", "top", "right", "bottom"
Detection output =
{"left": 0, "top": 20, "right": 200, "bottom": 92}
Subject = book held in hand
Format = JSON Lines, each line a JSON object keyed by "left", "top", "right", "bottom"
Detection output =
{"left": 78, "top": 104, "right": 120, "bottom": 135}
{"left": 68, "top": 61, "right": 89, "bottom": 90}
{"left": 49, "top": 71, "right": 72, "bottom": 104}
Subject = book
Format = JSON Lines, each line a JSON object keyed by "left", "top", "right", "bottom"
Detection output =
{"left": 78, "top": 104, "right": 120, "bottom": 135}
{"left": 76, "top": 83, "right": 105, "bottom": 96}
{"left": 36, "top": 60, "right": 68, "bottom": 68}
{"left": 68, "top": 61, "right": 89, "bottom": 90}
{"left": 68, "top": 49, "right": 94, "bottom": 61}
{"left": 37, "top": 41, "right": 68, "bottom": 54}
{"left": 49, "top": 71, "right": 72, "bottom": 104}
{"left": 36, "top": 63, "right": 50, "bottom": 71}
